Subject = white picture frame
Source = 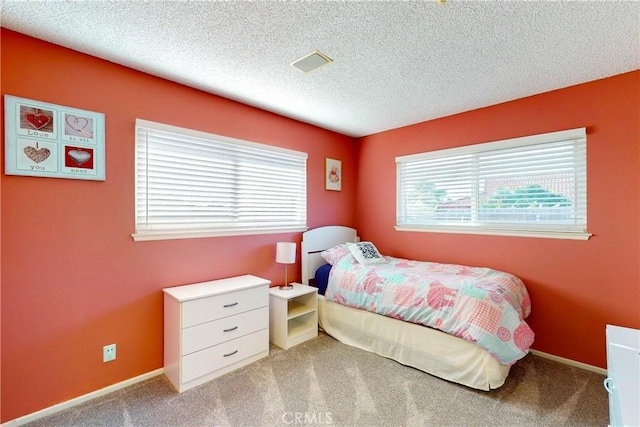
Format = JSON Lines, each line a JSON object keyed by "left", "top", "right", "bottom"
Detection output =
{"left": 325, "top": 157, "right": 342, "bottom": 191}
{"left": 4, "top": 95, "right": 105, "bottom": 181}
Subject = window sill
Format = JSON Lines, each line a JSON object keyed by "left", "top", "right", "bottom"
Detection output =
{"left": 132, "top": 226, "right": 308, "bottom": 242}
{"left": 394, "top": 226, "right": 592, "bottom": 240}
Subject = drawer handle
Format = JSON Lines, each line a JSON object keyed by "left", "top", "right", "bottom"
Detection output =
{"left": 603, "top": 377, "right": 615, "bottom": 395}
{"left": 223, "top": 326, "right": 238, "bottom": 333}
{"left": 223, "top": 302, "right": 238, "bottom": 308}
{"left": 223, "top": 350, "right": 238, "bottom": 358}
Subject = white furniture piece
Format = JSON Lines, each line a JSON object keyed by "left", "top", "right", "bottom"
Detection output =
{"left": 269, "top": 283, "right": 318, "bottom": 350}
{"left": 604, "top": 324, "right": 640, "bottom": 427}
{"left": 301, "top": 225, "right": 511, "bottom": 390}
{"left": 163, "top": 275, "right": 270, "bottom": 393}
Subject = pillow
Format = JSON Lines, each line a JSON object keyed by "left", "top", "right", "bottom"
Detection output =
{"left": 348, "top": 242, "right": 387, "bottom": 265}
{"left": 314, "top": 263, "right": 332, "bottom": 295}
{"left": 320, "top": 244, "right": 352, "bottom": 265}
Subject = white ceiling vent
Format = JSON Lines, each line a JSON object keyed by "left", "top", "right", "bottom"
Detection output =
{"left": 291, "top": 50, "right": 333, "bottom": 73}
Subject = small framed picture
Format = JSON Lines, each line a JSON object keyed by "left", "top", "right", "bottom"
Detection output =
{"left": 325, "top": 158, "right": 342, "bottom": 191}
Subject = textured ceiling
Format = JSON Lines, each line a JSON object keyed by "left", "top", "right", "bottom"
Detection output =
{"left": 1, "top": 1, "right": 639, "bottom": 137}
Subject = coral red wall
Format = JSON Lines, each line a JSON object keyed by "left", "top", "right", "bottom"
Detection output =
{"left": 356, "top": 70, "right": 640, "bottom": 369}
{"left": 0, "top": 29, "right": 356, "bottom": 422}
{"left": 2, "top": 27, "right": 638, "bottom": 423}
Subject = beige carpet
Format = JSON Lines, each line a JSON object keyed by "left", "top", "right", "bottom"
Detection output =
{"left": 26, "top": 332, "right": 608, "bottom": 426}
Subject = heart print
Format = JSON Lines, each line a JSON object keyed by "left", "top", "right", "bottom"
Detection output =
{"left": 24, "top": 112, "right": 52, "bottom": 130}
{"left": 24, "top": 146, "right": 51, "bottom": 163}
{"left": 68, "top": 149, "right": 91, "bottom": 166}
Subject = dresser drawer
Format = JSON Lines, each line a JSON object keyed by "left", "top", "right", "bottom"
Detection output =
{"left": 182, "top": 306, "right": 268, "bottom": 356}
{"left": 182, "top": 285, "right": 268, "bottom": 328}
{"left": 182, "top": 328, "right": 268, "bottom": 383}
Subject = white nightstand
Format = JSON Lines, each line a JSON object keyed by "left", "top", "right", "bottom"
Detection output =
{"left": 269, "top": 283, "right": 318, "bottom": 350}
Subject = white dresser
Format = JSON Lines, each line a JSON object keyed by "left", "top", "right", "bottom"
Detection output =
{"left": 604, "top": 324, "right": 640, "bottom": 427}
{"left": 163, "top": 275, "right": 270, "bottom": 393}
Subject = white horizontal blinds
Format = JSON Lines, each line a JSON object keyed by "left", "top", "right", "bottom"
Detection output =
{"left": 396, "top": 128, "right": 587, "bottom": 233}
{"left": 398, "top": 153, "right": 474, "bottom": 224}
{"left": 477, "top": 140, "right": 586, "bottom": 229}
{"left": 135, "top": 119, "right": 307, "bottom": 234}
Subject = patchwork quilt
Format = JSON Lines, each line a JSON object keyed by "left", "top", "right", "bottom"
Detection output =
{"left": 324, "top": 253, "right": 534, "bottom": 365}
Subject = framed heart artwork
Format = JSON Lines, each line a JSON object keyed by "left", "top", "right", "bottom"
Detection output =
{"left": 4, "top": 95, "right": 105, "bottom": 181}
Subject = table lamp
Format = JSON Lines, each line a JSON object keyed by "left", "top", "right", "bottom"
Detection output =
{"left": 276, "top": 242, "right": 296, "bottom": 290}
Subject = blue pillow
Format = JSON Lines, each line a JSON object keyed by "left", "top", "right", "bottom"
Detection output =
{"left": 314, "top": 263, "right": 332, "bottom": 295}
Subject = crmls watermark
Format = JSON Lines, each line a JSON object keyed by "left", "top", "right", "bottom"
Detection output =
{"left": 282, "top": 411, "right": 334, "bottom": 425}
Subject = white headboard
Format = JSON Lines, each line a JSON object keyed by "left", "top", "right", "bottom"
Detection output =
{"left": 301, "top": 226, "right": 358, "bottom": 286}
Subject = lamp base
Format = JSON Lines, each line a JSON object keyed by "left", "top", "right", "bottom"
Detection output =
{"left": 279, "top": 284, "right": 294, "bottom": 290}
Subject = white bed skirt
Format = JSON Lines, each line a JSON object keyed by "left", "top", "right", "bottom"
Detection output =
{"left": 318, "top": 295, "right": 510, "bottom": 390}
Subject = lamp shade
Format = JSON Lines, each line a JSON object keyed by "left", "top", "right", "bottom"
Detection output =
{"left": 276, "top": 242, "right": 296, "bottom": 264}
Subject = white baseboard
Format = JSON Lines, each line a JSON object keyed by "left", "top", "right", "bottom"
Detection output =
{"left": 529, "top": 349, "right": 607, "bottom": 376}
{"left": 2, "top": 368, "right": 164, "bottom": 426}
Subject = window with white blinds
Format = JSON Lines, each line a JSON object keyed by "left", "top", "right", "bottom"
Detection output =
{"left": 133, "top": 119, "right": 307, "bottom": 241}
{"left": 396, "top": 128, "right": 590, "bottom": 240}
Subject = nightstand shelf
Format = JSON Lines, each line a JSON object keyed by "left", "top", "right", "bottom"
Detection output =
{"left": 288, "top": 297, "right": 316, "bottom": 318}
{"left": 269, "top": 283, "right": 318, "bottom": 350}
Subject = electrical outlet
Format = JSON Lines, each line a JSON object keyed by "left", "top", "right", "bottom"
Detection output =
{"left": 103, "top": 344, "right": 116, "bottom": 362}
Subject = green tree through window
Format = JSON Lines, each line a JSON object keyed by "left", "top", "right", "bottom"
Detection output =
{"left": 482, "top": 184, "right": 571, "bottom": 209}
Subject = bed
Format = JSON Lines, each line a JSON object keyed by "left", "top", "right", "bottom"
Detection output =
{"left": 301, "top": 225, "right": 534, "bottom": 390}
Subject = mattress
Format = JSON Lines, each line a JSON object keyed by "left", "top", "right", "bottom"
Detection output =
{"left": 317, "top": 294, "right": 511, "bottom": 391}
